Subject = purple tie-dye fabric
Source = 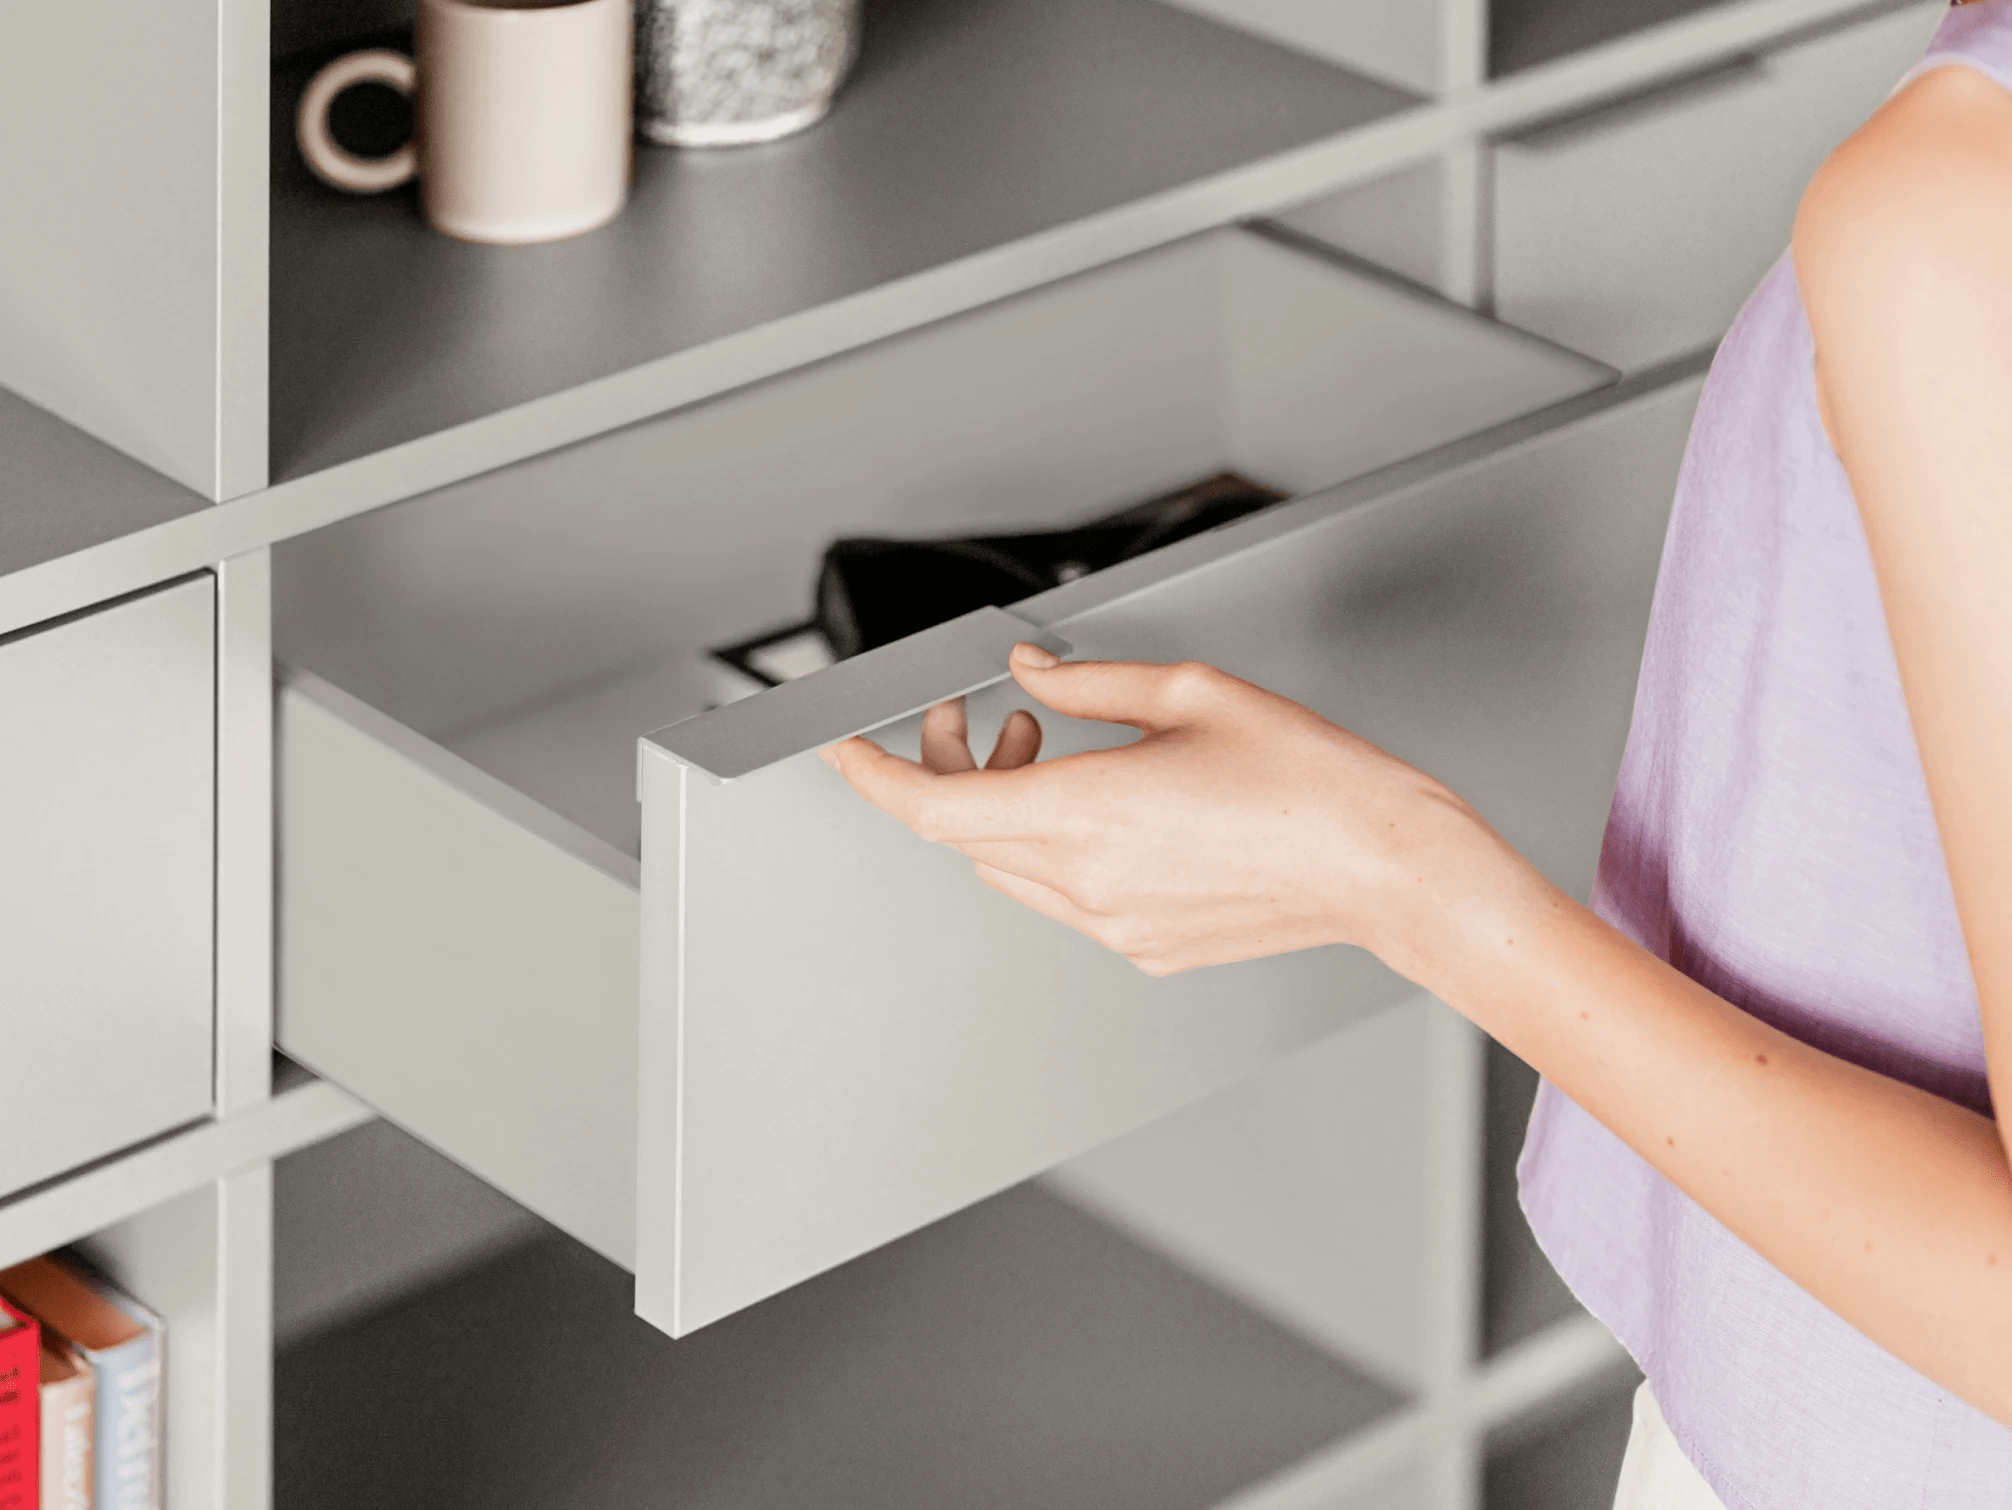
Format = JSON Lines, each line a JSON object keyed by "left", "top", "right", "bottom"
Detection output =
{"left": 1516, "top": 6, "right": 2012, "bottom": 1505}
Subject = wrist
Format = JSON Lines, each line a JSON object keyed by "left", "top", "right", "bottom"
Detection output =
{"left": 1369, "top": 798, "right": 1563, "bottom": 1006}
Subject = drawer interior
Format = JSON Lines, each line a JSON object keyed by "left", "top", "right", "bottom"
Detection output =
{"left": 275, "top": 225, "right": 1612, "bottom": 1329}
{"left": 277, "top": 227, "right": 1608, "bottom": 856}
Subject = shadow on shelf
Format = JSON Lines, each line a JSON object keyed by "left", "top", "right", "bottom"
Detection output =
{"left": 1491, "top": 0, "right": 1734, "bottom": 76}
{"left": 277, "top": 1182, "right": 1404, "bottom": 1510}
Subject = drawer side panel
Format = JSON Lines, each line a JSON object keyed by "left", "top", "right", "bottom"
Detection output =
{"left": 277, "top": 679, "right": 642, "bottom": 1267}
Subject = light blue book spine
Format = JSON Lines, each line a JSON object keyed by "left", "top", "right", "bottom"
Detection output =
{"left": 78, "top": 1290, "right": 161, "bottom": 1510}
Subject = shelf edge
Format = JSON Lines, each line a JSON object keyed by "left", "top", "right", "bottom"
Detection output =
{"left": 0, "top": 1079, "right": 374, "bottom": 1271}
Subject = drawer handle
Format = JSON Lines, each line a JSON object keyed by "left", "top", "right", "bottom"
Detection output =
{"left": 647, "top": 606, "right": 1071, "bottom": 782}
{"left": 1498, "top": 54, "right": 1769, "bottom": 153}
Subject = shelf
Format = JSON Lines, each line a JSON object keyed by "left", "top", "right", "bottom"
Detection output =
{"left": 275, "top": 1184, "right": 1404, "bottom": 1510}
{"left": 1493, "top": 0, "right": 1731, "bottom": 75}
{"left": 0, "top": 1071, "right": 372, "bottom": 1272}
{"left": 0, "top": 385, "right": 208, "bottom": 590}
{"left": 1488, "top": 0, "right": 1909, "bottom": 75}
{"left": 268, "top": 0, "right": 1414, "bottom": 482}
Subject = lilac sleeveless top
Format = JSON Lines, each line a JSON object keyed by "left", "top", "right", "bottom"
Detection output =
{"left": 1516, "top": 7, "right": 2012, "bottom": 1505}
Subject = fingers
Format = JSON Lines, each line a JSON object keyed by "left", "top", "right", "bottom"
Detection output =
{"left": 919, "top": 698, "right": 977, "bottom": 774}
{"left": 823, "top": 735, "right": 1030, "bottom": 843}
{"left": 821, "top": 736, "right": 938, "bottom": 831}
{"left": 1008, "top": 642, "right": 1224, "bottom": 732}
{"left": 985, "top": 708, "right": 1043, "bottom": 770}
{"left": 924, "top": 698, "right": 1042, "bottom": 773}
{"left": 827, "top": 696, "right": 1043, "bottom": 833}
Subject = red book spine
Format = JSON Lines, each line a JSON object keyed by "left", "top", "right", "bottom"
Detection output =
{"left": 0, "top": 1298, "right": 39, "bottom": 1510}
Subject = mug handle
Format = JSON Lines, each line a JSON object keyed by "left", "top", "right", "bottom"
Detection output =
{"left": 297, "top": 49, "right": 419, "bottom": 194}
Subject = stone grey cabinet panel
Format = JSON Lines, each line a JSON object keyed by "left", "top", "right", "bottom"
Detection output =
{"left": 0, "top": 577, "right": 216, "bottom": 1195}
{"left": 0, "top": 0, "right": 263, "bottom": 498}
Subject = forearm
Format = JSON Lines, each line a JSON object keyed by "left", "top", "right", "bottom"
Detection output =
{"left": 1409, "top": 854, "right": 2012, "bottom": 1424}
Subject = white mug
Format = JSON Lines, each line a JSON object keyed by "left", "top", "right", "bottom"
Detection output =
{"left": 296, "top": 0, "right": 632, "bottom": 245}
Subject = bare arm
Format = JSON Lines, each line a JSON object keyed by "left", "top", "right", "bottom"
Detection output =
{"left": 824, "top": 65, "right": 2012, "bottom": 1424}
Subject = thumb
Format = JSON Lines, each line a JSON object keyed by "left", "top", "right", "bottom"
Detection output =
{"left": 1007, "top": 642, "right": 1205, "bottom": 733}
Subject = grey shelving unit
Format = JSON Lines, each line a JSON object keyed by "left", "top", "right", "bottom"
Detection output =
{"left": 0, "top": 1, "right": 1949, "bottom": 1508}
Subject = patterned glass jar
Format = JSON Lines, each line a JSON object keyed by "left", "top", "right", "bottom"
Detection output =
{"left": 635, "top": 0, "right": 862, "bottom": 146}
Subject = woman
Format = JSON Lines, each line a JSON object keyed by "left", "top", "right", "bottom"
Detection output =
{"left": 823, "top": 3, "right": 2012, "bottom": 1504}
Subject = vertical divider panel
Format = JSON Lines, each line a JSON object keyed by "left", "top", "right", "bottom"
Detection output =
{"left": 1436, "top": 0, "right": 1492, "bottom": 311}
{"left": 1418, "top": 1001, "right": 1487, "bottom": 1510}
{"left": 1440, "top": 0, "right": 1489, "bottom": 88}
{"left": 0, "top": 0, "right": 255, "bottom": 498}
{"left": 72, "top": 1169, "right": 276, "bottom": 1510}
{"left": 1250, "top": 0, "right": 1491, "bottom": 309}
{"left": 1438, "top": 145, "right": 1495, "bottom": 312}
{"left": 217, "top": 550, "right": 275, "bottom": 1116}
{"left": 78, "top": 1183, "right": 225, "bottom": 1510}
{"left": 215, "top": 1167, "right": 274, "bottom": 1510}
{"left": 219, "top": 0, "right": 271, "bottom": 500}
{"left": 1419, "top": 1003, "right": 1485, "bottom": 1388}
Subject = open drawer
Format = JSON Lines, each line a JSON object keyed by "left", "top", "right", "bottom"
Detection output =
{"left": 274, "top": 225, "right": 1658, "bottom": 1337}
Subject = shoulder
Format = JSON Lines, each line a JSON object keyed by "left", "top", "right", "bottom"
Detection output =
{"left": 1793, "top": 62, "right": 2012, "bottom": 346}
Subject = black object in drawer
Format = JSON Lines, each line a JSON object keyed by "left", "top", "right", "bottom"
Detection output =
{"left": 815, "top": 472, "right": 1286, "bottom": 658}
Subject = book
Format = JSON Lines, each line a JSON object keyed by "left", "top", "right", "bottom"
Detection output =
{"left": 0, "top": 1262, "right": 157, "bottom": 1510}
{"left": 37, "top": 1343, "right": 91, "bottom": 1510}
{"left": 0, "top": 1298, "right": 40, "bottom": 1510}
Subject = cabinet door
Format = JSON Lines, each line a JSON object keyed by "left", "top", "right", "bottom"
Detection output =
{"left": 634, "top": 367, "right": 1704, "bottom": 1336}
{"left": 1492, "top": 3, "right": 1944, "bottom": 369}
{"left": 0, "top": 577, "right": 215, "bottom": 1195}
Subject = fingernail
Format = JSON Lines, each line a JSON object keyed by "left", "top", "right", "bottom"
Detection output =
{"left": 1012, "top": 642, "right": 1060, "bottom": 670}
{"left": 818, "top": 746, "right": 839, "bottom": 770}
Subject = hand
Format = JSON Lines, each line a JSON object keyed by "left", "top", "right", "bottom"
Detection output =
{"left": 822, "top": 642, "right": 1529, "bottom": 978}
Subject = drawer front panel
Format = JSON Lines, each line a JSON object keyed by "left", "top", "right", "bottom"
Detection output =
{"left": 0, "top": 577, "right": 216, "bottom": 1195}
{"left": 637, "top": 369, "right": 1705, "bottom": 1336}
{"left": 1492, "top": 3, "right": 1944, "bottom": 370}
